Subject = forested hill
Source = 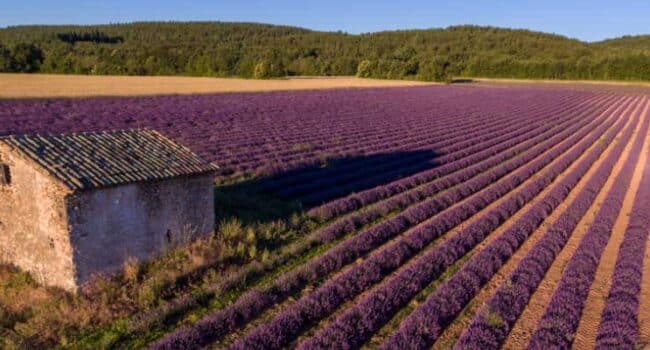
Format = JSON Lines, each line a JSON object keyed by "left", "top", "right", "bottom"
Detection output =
{"left": 596, "top": 35, "right": 650, "bottom": 53}
{"left": 0, "top": 22, "right": 649, "bottom": 81}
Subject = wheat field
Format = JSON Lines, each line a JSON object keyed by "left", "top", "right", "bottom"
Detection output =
{"left": 0, "top": 74, "right": 434, "bottom": 99}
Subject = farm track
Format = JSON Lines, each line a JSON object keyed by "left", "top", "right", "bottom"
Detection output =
{"left": 2, "top": 85, "right": 648, "bottom": 349}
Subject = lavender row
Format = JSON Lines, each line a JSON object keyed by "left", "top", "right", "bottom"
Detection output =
{"left": 596, "top": 112, "right": 650, "bottom": 349}
{"left": 213, "top": 89, "right": 545, "bottom": 151}
{"left": 0, "top": 88, "right": 594, "bottom": 180}
{"left": 256, "top": 93, "right": 611, "bottom": 282}
{"left": 149, "top": 97, "right": 615, "bottom": 350}
{"left": 454, "top": 97, "right": 641, "bottom": 350}
{"left": 209, "top": 88, "right": 494, "bottom": 148}
{"left": 203, "top": 94, "right": 600, "bottom": 176}
{"left": 379, "top": 97, "right": 639, "bottom": 350}
{"left": 248, "top": 96, "right": 548, "bottom": 179}
{"left": 137, "top": 102, "right": 598, "bottom": 348}
{"left": 210, "top": 95, "right": 607, "bottom": 310}
{"left": 528, "top": 101, "right": 649, "bottom": 349}
{"left": 224, "top": 97, "right": 622, "bottom": 350}
{"left": 295, "top": 97, "right": 613, "bottom": 259}
{"left": 0, "top": 87, "right": 486, "bottom": 174}
{"left": 280, "top": 100, "right": 580, "bottom": 202}
{"left": 219, "top": 95, "right": 538, "bottom": 173}
{"left": 309, "top": 94, "right": 615, "bottom": 220}
{"left": 2, "top": 87, "right": 472, "bottom": 139}
{"left": 271, "top": 115, "right": 542, "bottom": 196}
{"left": 214, "top": 91, "right": 578, "bottom": 173}
{"left": 256, "top": 92, "right": 582, "bottom": 192}
{"left": 293, "top": 101, "right": 593, "bottom": 206}
{"left": 296, "top": 96, "right": 631, "bottom": 350}
{"left": 215, "top": 89, "right": 580, "bottom": 166}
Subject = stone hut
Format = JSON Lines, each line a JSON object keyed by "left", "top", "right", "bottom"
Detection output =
{"left": 0, "top": 129, "right": 218, "bottom": 291}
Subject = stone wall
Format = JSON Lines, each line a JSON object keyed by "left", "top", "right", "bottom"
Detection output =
{"left": 0, "top": 144, "right": 77, "bottom": 291}
{"left": 1, "top": 143, "right": 215, "bottom": 291}
{"left": 67, "top": 174, "right": 215, "bottom": 286}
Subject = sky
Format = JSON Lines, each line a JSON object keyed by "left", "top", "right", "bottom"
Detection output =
{"left": 0, "top": 0, "right": 648, "bottom": 42}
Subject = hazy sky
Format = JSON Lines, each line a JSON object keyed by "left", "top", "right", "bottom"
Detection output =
{"left": 1, "top": 0, "right": 648, "bottom": 42}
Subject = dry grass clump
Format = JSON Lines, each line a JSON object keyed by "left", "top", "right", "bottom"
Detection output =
{"left": 0, "top": 211, "right": 304, "bottom": 348}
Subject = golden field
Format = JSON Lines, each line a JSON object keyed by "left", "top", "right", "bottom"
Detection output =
{"left": 470, "top": 77, "right": 650, "bottom": 94}
{"left": 0, "top": 74, "right": 433, "bottom": 99}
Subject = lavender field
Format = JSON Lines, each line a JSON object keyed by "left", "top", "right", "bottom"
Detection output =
{"left": 1, "top": 85, "right": 649, "bottom": 349}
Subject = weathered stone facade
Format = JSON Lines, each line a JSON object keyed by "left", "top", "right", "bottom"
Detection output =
{"left": 0, "top": 143, "right": 77, "bottom": 290}
{"left": 0, "top": 130, "right": 217, "bottom": 291}
{"left": 67, "top": 174, "right": 215, "bottom": 285}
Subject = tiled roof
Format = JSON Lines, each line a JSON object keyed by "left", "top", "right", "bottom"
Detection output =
{"left": 0, "top": 129, "right": 218, "bottom": 191}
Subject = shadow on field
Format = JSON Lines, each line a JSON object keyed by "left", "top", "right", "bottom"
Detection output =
{"left": 450, "top": 78, "right": 475, "bottom": 84}
{"left": 214, "top": 150, "right": 440, "bottom": 226}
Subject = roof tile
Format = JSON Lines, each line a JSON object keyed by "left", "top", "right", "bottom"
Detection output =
{"left": 0, "top": 129, "right": 218, "bottom": 191}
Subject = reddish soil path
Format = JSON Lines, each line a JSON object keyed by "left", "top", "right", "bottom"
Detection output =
{"left": 304, "top": 94, "right": 630, "bottom": 349}
{"left": 429, "top": 95, "right": 637, "bottom": 350}
{"left": 500, "top": 96, "right": 645, "bottom": 349}
{"left": 637, "top": 113, "right": 650, "bottom": 348}
{"left": 639, "top": 244, "right": 650, "bottom": 347}
{"left": 572, "top": 98, "right": 650, "bottom": 349}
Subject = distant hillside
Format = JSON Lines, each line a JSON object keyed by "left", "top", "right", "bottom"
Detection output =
{"left": 596, "top": 35, "right": 650, "bottom": 53}
{"left": 0, "top": 22, "right": 648, "bottom": 81}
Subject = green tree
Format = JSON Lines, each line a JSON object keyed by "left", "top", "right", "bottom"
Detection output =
{"left": 356, "top": 59, "right": 372, "bottom": 78}
{"left": 253, "top": 50, "right": 285, "bottom": 79}
{"left": 253, "top": 60, "right": 273, "bottom": 79}
{"left": 144, "top": 56, "right": 158, "bottom": 75}
{"left": 9, "top": 43, "right": 43, "bottom": 72}
{"left": 0, "top": 44, "right": 12, "bottom": 72}
{"left": 392, "top": 46, "right": 417, "bottom": 61}
{"left": 418, "top": 56, "right": 451, "bottom": 82}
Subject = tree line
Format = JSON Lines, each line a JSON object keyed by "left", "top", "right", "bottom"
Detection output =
{"left": 0, "top": 22, "right": 648, "bottom": 82}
